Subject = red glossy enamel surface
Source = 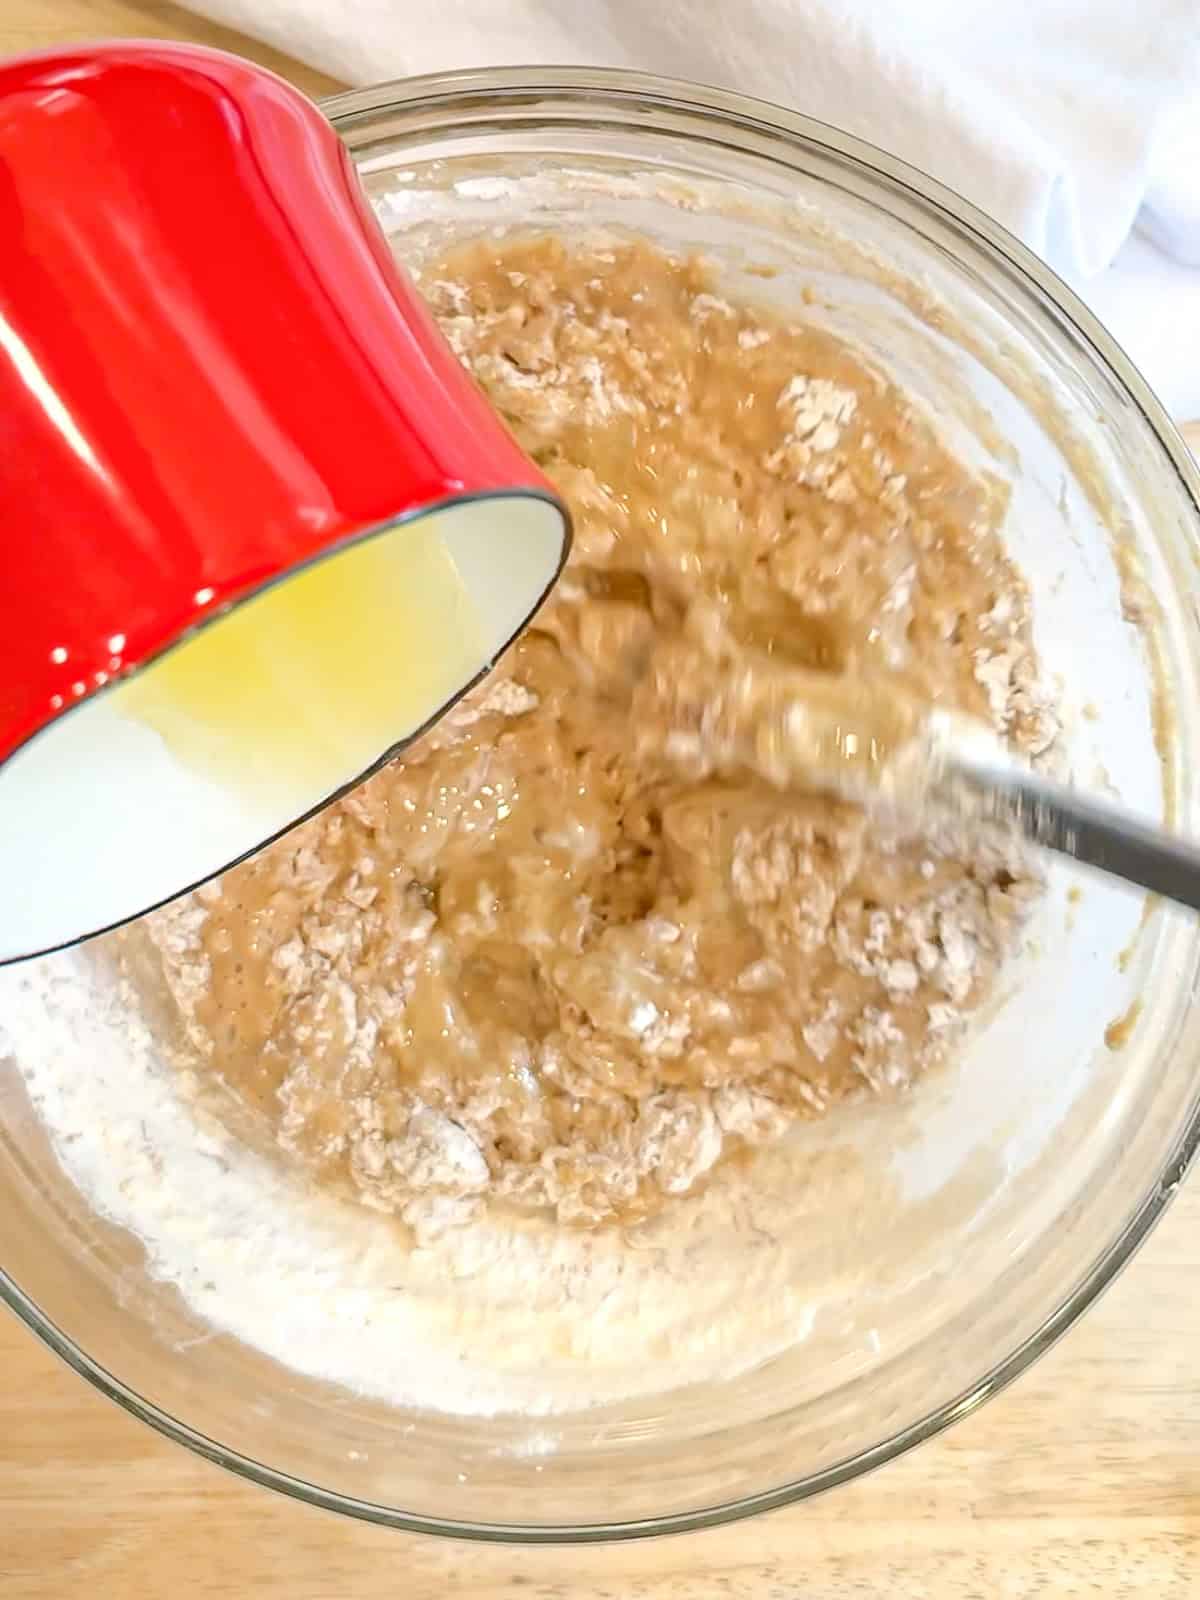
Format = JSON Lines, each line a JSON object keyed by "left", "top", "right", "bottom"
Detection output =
{"left": 0, "top": 42, "right": 561, "bottom": 758}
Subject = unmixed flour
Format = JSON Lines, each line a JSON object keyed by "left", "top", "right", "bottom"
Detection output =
{"left": 0, "top": 950, "right": 889, "bottom": 1415}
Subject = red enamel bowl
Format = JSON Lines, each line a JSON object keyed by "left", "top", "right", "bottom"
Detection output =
{"left": 0, "top": 42, "right": 570, "bottom": 963}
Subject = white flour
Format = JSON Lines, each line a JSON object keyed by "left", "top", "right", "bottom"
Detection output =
{"left": 0, "top": 951, "right": 840, "bottom": 1417}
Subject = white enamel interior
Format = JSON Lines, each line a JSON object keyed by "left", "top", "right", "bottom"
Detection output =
{"left": 0, "top": 495, "right": 564, "bottom": 962}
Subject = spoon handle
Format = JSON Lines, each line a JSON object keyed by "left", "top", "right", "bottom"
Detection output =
{"left": 951, "top": 760, "right": 1200, "bottom": 913}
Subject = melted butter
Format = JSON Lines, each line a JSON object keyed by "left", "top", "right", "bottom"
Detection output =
{"left": 122, "top": 523, "right": 486, "bottom": 807}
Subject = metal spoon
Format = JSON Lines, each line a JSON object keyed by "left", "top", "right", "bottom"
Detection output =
{"left": 666, "top": 660, "right": 1197, "bottom": 909}
{"left": 943, "top": 744, "right": 1200, "bottom": 912}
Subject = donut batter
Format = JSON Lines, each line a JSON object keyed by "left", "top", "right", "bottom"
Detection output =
{"left": 143, "top": 236, "right": 1055, "bottom": 1231}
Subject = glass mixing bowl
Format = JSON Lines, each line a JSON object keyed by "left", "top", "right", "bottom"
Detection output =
{"left": 3, "top": 67, "right": 1200, "bottom": 1542}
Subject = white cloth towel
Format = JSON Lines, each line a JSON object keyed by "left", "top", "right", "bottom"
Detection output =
{"left": 187, "top": 0, "right": 1200, "bottom": 413}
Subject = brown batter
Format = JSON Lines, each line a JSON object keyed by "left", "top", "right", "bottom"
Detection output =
{"left": 144, "top": 237, "right": 1056, "bottom": 1230}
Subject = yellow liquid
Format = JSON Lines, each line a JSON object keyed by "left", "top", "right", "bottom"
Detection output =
{"left": 121, "top": 524, "right": 487, "bottom": 809}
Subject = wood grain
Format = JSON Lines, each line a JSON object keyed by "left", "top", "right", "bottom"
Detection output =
{"left": 3, "top": 3, "right": 1200, "bottom": 1595}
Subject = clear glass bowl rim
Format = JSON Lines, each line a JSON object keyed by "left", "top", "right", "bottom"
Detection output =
{"left": 4, "top": 62, "right": 1200, "bottom": 1545}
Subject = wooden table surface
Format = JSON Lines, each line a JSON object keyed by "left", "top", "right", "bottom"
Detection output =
{"left": 3, "top": 4, "right": 1200, "bottom": 1596}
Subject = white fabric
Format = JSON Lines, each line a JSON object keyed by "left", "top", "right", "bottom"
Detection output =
{"left": 187, "top": 0, "right": 1200, "bottom": 413}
